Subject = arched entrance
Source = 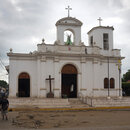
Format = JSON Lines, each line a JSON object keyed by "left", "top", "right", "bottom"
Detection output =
{"left": 61, "top": 64, "right": 77, "bottom": 98}
{"left": 18, "top": 72, "right": 30, "bottom": 97}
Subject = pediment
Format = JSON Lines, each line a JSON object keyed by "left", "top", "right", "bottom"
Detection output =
{"left": 56, "top": 17, "right": 82, "bottom": 26}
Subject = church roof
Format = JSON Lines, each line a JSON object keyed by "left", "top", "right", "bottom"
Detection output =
{"left": 56, "top": 17, "right": 83, "bottom": 26}
{"left": 87, "top": 26, "right": 114, "bottom": 34}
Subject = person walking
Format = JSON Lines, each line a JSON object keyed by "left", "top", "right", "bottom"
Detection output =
{"left": 0, "top": 88, "right": 5, "bottom": 98}
{"left": 1, "top": 97, "right": 9, "bottom": 120}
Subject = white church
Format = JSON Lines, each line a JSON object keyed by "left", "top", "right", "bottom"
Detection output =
{"left": 7, "top": 8, "right": 124, "bottom": 99}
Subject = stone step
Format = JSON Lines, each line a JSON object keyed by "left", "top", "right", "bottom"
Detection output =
{"left": 68, "top": 98, "right": 89, "bottom": 108}
{"left": 92, "top": 100, "right": 130, "bottom": 103}
{"left": 93, "top": 104, "right": 130, "bottom": 107}
{"left": 85, "top": 97, "right": 130, "bottom": 107}
{"left": 8, "top": 98, "right": 91, "bottom": 109}
{"left": 9, "top": 98, "right": 69, "bottom": 102}
{"left": 9, "top": 98, "right": 71, "bottom": 108}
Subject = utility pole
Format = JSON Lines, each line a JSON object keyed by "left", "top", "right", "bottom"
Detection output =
{"left": 107, "top": 57, "right": 110, "bottom": 99}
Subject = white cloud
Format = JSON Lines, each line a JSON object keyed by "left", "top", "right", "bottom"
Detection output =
{"left": 16, "top": 6, "right": 23, "bottom": 12}
{"left": 115, "top": 0, "right": 130, "bottom": 13}
{"left": 104, "top": 17, "right": 124, "bottom": 25}
{"left": 10, "top": 0, "right": 17, "bottom": 5}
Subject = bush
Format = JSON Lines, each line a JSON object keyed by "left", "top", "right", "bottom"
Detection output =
{"left": 0, "top": 80, "right": 8, "bottom": 88}
{"left": 122, "top": 82, "right": 130, "bottom": 96}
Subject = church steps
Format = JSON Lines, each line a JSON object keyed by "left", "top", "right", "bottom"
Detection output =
{"left": 68, "top": 98, "right": 89, "bottom": 108}
{"left": 8, "top": 97, "right": 130, "bottom": 109}
{"left": 84, "top": 97, "right": 130, "bottom": 107}
{"left": 9, "top": 98, "right": 91, "bottom": 109}
{"left": 9, "top": 98, "right": 71, "bottom": 108}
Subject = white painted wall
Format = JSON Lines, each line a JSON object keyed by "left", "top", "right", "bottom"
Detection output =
{"left": 9, "top": 59, "right": 37, "bottom": 97}
{"left": 8, "top": 54, "right": 121, "bottom": 98}
{"left": 88, "top": 27, "right": 113, "bottom": 51}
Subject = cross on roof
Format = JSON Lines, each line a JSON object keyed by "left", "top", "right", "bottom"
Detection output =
{"left": 97, "top": 17, "right": 103, "bottom": 26}
{"left": 65, "top": 5, "right": 72, "bottom": 17}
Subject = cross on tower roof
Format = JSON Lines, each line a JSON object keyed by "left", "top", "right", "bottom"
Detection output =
{"left": 65, "top": 5, "right": 72, "bottom": 17}
{"left": 97, "top": 17, "right": 103, "bottom": 26}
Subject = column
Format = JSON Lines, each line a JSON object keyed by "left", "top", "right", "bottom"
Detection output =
{"left": 36, "top": 56, "right": 41, "bottom": 97}
{"left": 40, "top": 56, "right": 46, "bottom": 97}
{"left": 54, "top": 57, "right": 60, "bottom": 97}
{"left": 92, "top": 58, "right": 99, "bottom": 97}
{"left": 80, "top": 58, "right": 87, "bottom": 96}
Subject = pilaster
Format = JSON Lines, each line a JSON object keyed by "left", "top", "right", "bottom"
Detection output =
{"left": 40, "top": 56, "right": 47, "bottom": 97}
{"left": 80, "top": 57, "right": 87, "bottom": 96}
{"left": 54, "top": 57, "right": 60, "bottom": 97}
{"left": 37, "top": 56, "right": 41, "bottom": 97}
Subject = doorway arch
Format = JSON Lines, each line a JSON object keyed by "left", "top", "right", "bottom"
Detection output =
{"left": 61, "top": 64, "right": 77, "bottom": 98}
{"left": 18, "top": 72, "right": 30, "bottom": 97}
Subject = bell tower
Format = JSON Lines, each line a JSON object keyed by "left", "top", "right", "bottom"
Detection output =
{"left": 55, "top": 7, "right": 83, "bottom": 46}
{"left": 55, "top": 17, "right": 83, "bottom": 45}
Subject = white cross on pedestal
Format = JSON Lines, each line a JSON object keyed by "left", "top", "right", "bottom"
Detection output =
{"left": 65, "top": 5, "right": 72, "bottom": 17}
{"left": 97, "top": 17, "right": 103, "bottom": 26}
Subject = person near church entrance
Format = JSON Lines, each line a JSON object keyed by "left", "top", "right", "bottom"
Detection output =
{"left": 70, "top": 84, "right": 74, "bottom": 92}
{"left": 70, "top": 84, "right": 74, "bottom": 97}
{"left": 0, "top": 96, "right": 9, "bottom": 120}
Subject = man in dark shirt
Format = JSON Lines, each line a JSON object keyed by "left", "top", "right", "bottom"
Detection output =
{"left": 1, "top": 97, "right": 9, "bottom": 120}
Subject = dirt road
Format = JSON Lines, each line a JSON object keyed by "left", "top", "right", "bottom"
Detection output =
{"left": 0, "top": 110, "right": 130, "bottom": 130}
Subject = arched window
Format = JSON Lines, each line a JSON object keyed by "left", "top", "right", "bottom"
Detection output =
{"left": 110, "top": 78, "right": 115, "bottom": 88}
{"left": 64, "top": 30, "right": 74, "bottom": 45}
{"left": 104, "top": 78, "right": 108, "bottom": 88}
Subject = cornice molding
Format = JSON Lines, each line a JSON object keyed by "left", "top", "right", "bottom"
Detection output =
{"left": 40, "top": 88, "right": 46, "bottom": 90}
{"left": 88, "top": 26, "right": 114, "bottom": 34}
{"left": 56, "top": 17, "right": 83, "bottom": 26}
{"left": 80, "top": 88, "right": 87, "bottom": 91}
{"left": 54, "top": 88, "right": 60, "bottom": 90}
{"left": 7, "top": 51, "right": 124, "bottom": 62}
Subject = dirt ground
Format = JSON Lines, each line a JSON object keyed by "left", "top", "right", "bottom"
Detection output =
{"left": 1, "top": 110, "right": 130, "bottom": 129}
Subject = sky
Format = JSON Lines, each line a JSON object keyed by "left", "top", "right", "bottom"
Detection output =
{"left": 0, "top": 0, "right": 130, "bottom": 82}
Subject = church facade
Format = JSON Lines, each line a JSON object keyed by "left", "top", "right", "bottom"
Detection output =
{"left": 7, "top": 16, "right": 124, "bottom": 98}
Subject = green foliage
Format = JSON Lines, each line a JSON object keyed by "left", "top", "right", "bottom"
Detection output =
{"left": 0, "top": 80, "right": 8, "bottom": 88}
{"left": 122, "top": 82, "right": 130, "bottom": 96}
{"left": 122, "top": 69, "right": 130, "bottom": 82}
{"left": 122, "top": 82, "right": 130, "bottom": 88}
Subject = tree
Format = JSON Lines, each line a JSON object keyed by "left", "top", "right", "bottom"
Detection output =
{"left": 0, "top": 80, "right": 8, "bottom": 88}
{"left": 122, "top": 70, "right": 130, "bottom": 82}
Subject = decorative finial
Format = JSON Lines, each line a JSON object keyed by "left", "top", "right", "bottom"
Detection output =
{"left": 97, "top": 17, "right": 103, "bottom": 26}
{"left": 65, "top": 5, "right": 72, "bottom": 17}
{"left": 10, "top": 48, "right": 13, "bottom": 53}
{"left": 42, "top": 38, "right": 45, "bottom": 44}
